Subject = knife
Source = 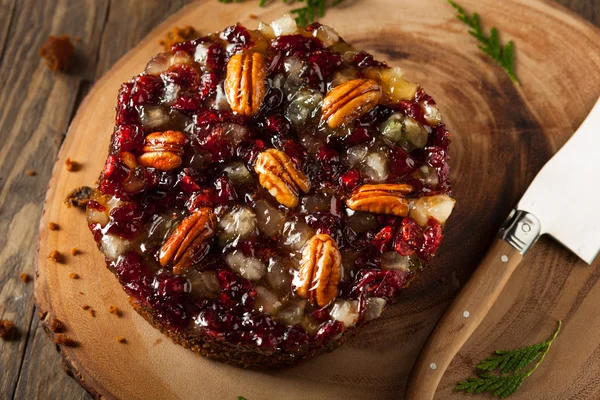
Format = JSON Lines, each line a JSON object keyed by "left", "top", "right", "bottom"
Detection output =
{"left": 405, "top": 97, "right": 600, "bottom": 400}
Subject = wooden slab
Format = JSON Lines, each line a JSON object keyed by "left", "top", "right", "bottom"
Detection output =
{"left": 34, "top": 0, "right": 600, "bottom": 398}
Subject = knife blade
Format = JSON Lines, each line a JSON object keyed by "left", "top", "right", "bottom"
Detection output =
{"left": 405, "top": 97, "right": 600, "bottom": 400}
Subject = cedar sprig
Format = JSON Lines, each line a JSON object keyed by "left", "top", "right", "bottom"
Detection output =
{"left": 446, "top": 0, "right": 519, "bottom": 85}
{"left": 456, "top": 321, "right": 561, "bottom": 398}
{"left": 218, "top": 0, "right": 345, "bottom": 26}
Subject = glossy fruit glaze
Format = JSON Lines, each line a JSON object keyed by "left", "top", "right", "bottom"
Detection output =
{"left": 86, "top": 16, "right": 455, "bottom": 355}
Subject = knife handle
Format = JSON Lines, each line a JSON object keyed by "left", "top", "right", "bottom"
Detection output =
{"left": 404, "top": 239, "right": 523, "bottom": 400}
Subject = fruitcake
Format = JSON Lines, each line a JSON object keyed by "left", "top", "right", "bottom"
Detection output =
{"left": 86, "top": 15, "right": 456, "bottom": 368}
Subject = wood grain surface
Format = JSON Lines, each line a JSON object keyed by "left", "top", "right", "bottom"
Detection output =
{"left": 0, "top": 0, "right": 597, "bottom": 399}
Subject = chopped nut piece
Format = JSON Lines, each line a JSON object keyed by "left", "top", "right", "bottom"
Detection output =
{"left": 108, "top": 305, "right": 121, "bottom": 317}
{"left": 160, "top": 208, "right": 217, "bottom": 274}
{"left": 48, "top": 250, "right": 63, "bottom": 263}
{"left": 81, "top": 304, "right": 90, "bottom": 310}
{"left": 25, "top": 170, "right": 36, "bottom": 176}
{"left": 65, "top": 157, "right": 78, "bottom": 171}
{"left": 88, "top": 309, "right": 96, "bottom": 317}
{"left": 293, "top": 234, "right": 342, "bottom": 307}
{"left": 47, "top": 316, "right": 64, "bottom": 333}
{"left": 70, "top": 248, "right": 80, "bottom": 256}
{"left": 64, "top": 186, "right": 92, "bottom": 208}
{"left": 115, "top": 336, "right": 127, "bottom": 343}
{"left": 39, "top": 35, "right": 75, "bottom": 71}
{"left": 347, "top": 184, "right": 414, "bottom": 216}
{"left": 322, "top": 79, "right": 382, "bottom": 129}
{"left": 0, "top": 320, "right": 14, "bottom": 339}
{"left": 225, "top": 52, "right": 268, "bottom": 116}
{"left": 19, "top": 273, "right": 30, "bottom": 283}
{"left": 53, "top": 334, "right": 77, "bottom": 346}
{"left": 48, "top": 222, "right": 59, "bottom": 231}
{"left": 159, "top": 26, "right": 201, "bottom": 51}
{"left": 69, "top": 273, "right": 79, "bottom": 279}
{"left": 254, "top": 149, "right": 311, "bottom": 208}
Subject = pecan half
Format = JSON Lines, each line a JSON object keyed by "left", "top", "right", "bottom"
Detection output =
{"left": 137, "top": 130, "right": 188, "bottom": 171}
{"left": 159, "top": 207, "right": 217, "bottom": 274}
{"left": 254, "top": 148, "right": 311, "bottom": 208}
{"left": 225, "top": 52, "right": 267, "bottom": 116}
{"left": 347, "top": 183, "right": 414, "bottom": 216}
{"left": 321, "top": 79, "right": 382, "bottom": 129}
{"left": 294, "top": 234, "right": 342, "bottom": 308}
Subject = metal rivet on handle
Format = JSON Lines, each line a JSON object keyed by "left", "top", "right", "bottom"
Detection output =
{"left": 430, "top": 363, "right": 437, "bottom": 370}
{"left": 501, "top": 255, "right": 509, "bottom": 263}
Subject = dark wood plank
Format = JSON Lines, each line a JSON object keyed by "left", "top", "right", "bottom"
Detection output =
{"left": 9, "top": 1, "right": 192, "bottom": 399}
{"left": 0, "top": 0, "right": 109, "bottom": 398}
{"left": 555, "top": 0, "right": 599, "bottom": 25}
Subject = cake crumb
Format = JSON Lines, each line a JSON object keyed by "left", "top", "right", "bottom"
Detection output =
{"left": 115, "top": 336, "right": 127, "bottom": 343}
{"left": 26, "top": 170, "right": 36, "bottom": 176}
{"left": 108, "top": 305, "right": 121, "bottom": 317}
{"left": 53, "top": 334, "right": 77, "bottom": 347}
{"left": 39, "top": 35, "right": 75, "bottom": 72}
{"left": 48, "top": 222, "right": 59, "bottom": 230}
{"left": 81, "top": 304, "right": 90, "bottom": 310}
{"left": 159, "top": 26, "right": 201, "bottom": 51}
{"left": 19, "top": 273, "right": 30, "bottom": 283}
{"left": 88, "top": 309, "right": 96, "bottom": 317}
{"left": 0, "top": 320, "right": 15, "bottom": 339}
{"left": 64, "top": 186, "right": 92, "bottom": 209}
{"left": 78, "top": 291, "right": 84, "bottom": 295}
{"left": 249, "top": 14, "right": 258, "bottom": 20}
{"left": 48, "top": 250, "right": 63, "bottom": 263}
{"left": 69, "top": 272, "right": 79, "bottom": 279}
{"left": 47, "top": 316, "right": 64, "bottom": 333}
{"left": 71, "top": 248, "right": 80, "bottom": 256}
{"left": 65, "top": 157, "right": 78, "bottom": 171}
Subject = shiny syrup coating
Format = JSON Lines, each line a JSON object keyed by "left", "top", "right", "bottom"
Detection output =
{"left": 87, "top": 19, "right": 454, "bottom": 353}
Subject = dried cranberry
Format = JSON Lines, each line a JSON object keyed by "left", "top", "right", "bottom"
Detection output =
{"left": 276, "top": 138, "right": 307, "bottom": 166}
{"left": 317, "top": 145, "right": 343, "bottom": 179}
{"left": 393, "top": 217, "right": 422, "bottom": 257}
{"left": 419, "top": 218, "right": 443, "bottom": 261}
{"left": 262, "top": 115, "right": 290, "bottom": 137}
{"left": 348, "top": 269, "right": 407, "bottom": 299}
{"left": 339, "top": 169, "right": 361, "bottom": 192}
{"left": 111, "top": 124, "right": 144, "bottom": 152}
{"left": 353, "top": 50, "right": 387, "bottom": 68}
{"left": 185, "top": 189, "right": 215, "bottom": 211}
{"left": 171, "top": 92, "right": 203, "bottom": 111}
{"left": 305, "top": 50, "right": 342, "bottom": 90}
{"left": 161, "top": 65, "right": 199, "bottom": 89}
{"left": 237, "top": 139, "right": 265, "bottom": 164}
{"left": 213, "top": 176, "right": 236, "bottom": 204}
{"left": 131, "top": 75, "right": 163, "bottom": 105}
{"left": 305, "top": 212, "right": 343, "bottom": 243}
{"left": 314, "top": 320, "right": 344, "bottom": 344}
{"left": 344, "top": 127, "right": 372, "bottom": 145}
{"left": 388, "top": 146, "right": 417, "bottom": 178}
{"left": 170, "top": 37, "right": 207, "bottom": 54}
{"left": 178, "top": 170, "right": 201, "bottom": 193}
{"left": 220, "top": 24, "right": 253, "bottom": 53}
{"left": 398, "top": 100, "right": 426, "bottom": 124}
{"left": 431, "top": 125, "right": 451, "bottom": 149}
{"left": 271, "top": 35, "right": 324, "bottom": 57}
{"left": 372, "top": 225, "right": 395, "bottom": 253}
{"left": 217, "top": 270, "right": 255, "bottom": 308}
{"left": 115, "top": 252, "right": 153, "bottom": 302}
{"left": 197, "top": 71, "right": 219, "bottom": 99}
{"left": 205, "top": 43, "right": 225, "bottom": 71}
{"left": 281, "top": 326, "right": 310, "bottom": 351}
{"left": 154, "top": 273, "right": 191, "bottom": 300}
{"left": 88, "top": 222, "right": 103, "bottom": 242}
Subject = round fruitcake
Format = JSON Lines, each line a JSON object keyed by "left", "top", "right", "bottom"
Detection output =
{"left": 86, "top": 15, "right": 456, "bottom": 368}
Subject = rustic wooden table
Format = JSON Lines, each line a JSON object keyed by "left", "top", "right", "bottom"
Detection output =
{"left": 0, "top": 0, "right": 597, "bottom": 399}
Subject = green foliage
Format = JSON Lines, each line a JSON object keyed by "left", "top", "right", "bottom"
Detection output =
{"left": 218, "top": 0, "right": 345, "bottom": 26}
{"left": 446, "top": 0, "right": 519, "bottom": 84}
{"left": 456, "top": 321, "right": 561, "bottom": 398}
